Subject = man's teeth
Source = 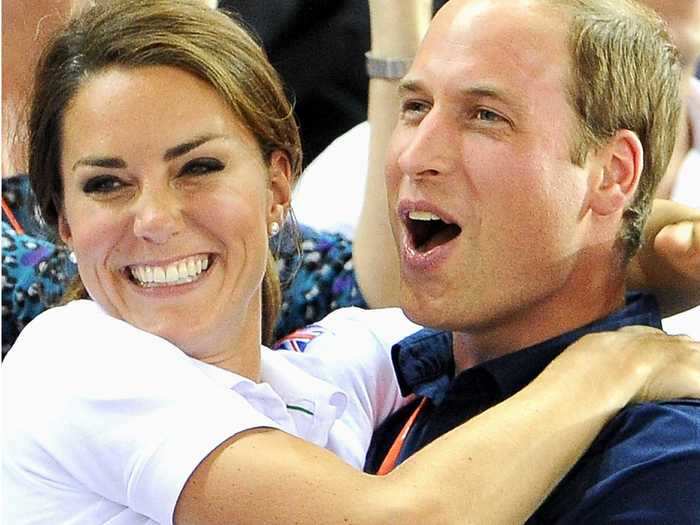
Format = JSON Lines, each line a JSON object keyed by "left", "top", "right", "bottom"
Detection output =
{"left": 130, "top": 256, "right": 210, "bottom": 287}
{"left": 408, "top": 211, "right": 442, "bottom": 221}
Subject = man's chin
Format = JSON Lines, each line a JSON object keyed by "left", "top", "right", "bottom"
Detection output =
{"left": 400, "top": 292, "right": 460, "bottom": 331}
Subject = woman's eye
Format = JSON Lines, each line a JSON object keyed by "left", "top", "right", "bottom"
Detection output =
{"left": 181, "top": 158, "right": 225, "bottom": 176}
{"left": 82, "top": 175, "right": 124, "bottom": 194}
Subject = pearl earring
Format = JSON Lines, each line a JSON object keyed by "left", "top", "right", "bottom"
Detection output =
{"left": 269, "top": 221, "right": 280, "bottom": 237}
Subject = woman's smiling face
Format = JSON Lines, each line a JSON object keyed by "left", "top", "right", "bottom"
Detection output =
{"left": 58, "top": 65, "right": 290, "bottom": 363}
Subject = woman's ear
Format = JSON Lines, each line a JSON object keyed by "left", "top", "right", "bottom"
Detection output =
{"left": 267, "top": 150, "right": 292, "bottom": 223}
{"left": 58, "top": 213, "right": 73, "bottom": 248}
{"left": 588, "top": 129, "right": 644, "bottom": 217}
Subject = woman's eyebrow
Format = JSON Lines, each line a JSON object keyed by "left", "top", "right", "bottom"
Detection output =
{"left": 163, "top": 133, "right": 225, "bottom": 161}
{"left": 72, "top": 156, "right": 126, "bottom": 171}
{"left": 71, "top": 134, "right": 227, "bottom": 171}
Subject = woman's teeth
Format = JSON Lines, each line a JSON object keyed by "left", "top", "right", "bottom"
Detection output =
{"left": 130, "top": 255, "right": 210, "bottom": 287}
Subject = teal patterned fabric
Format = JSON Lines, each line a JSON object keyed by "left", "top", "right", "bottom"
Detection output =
{"left": 2, "top": 177, "right": 77, "bottom": 356}
{"left": 275, "top": 224, "right": 367, "bottom": 339}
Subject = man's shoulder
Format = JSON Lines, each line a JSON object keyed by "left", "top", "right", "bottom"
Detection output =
{"left": 586, "top": 399, "right": 700, "bottom": 482}
{"left": 597, "top": 400, "right": 700, "bottom": 461}
{"left": 533, "top": 400, "right": 700, "bottom": 524}
{"left": 607, "top": 398, "right": 700, "bottom": 435}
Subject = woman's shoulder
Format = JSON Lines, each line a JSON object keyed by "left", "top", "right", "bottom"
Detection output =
{"left": 15, "top": 300, "right": 112, "bottom": 337}
{"left": 7, "top": 300, "right": 182, "bottom": 373}
{"left": 273, "top": 306, "right": 421, "bottom": 379}
{"left": 314, "top": 306, "right": 422, "bottom": 348}
{"left": 9, "top": 300, "right": 93, "bottom": 348}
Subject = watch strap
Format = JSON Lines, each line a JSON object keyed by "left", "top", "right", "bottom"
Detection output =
{"left": 365, "top": 52, "right": 413, "bottom": 79}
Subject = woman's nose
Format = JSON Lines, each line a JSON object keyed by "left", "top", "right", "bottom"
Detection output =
{"left": 132, "top": 188, "right": 184, "bottom": 244}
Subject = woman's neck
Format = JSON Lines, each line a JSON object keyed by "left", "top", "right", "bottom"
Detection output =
{"left": 196, "top": 296, "right": 264, "bottom": 382}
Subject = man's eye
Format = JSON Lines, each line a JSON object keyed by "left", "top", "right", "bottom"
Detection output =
{"left": 399, "top": 100, "right": 430, "bottom": 125}
{"left": 475, "top": 109, "right": 504, "bottom": 122}
{"left": 400, "top": 100, "right": 429, "bottom": 115}
{"left": 181, "top": 158, "right": 225, "bottom": 176}
{"left": 82, "top": 175, "right": 124, "bottom": 194}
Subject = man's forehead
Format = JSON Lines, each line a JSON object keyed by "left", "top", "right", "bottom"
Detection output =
{"left": 413, "top": 0, "right": 572, "bottom": 92}
{"left": 432, "top": 0, "right": 568, "bottom": 51}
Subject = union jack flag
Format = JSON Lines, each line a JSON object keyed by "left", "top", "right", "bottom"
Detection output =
{"left": 272, "top": 324, "right": 327, "bottom": 353}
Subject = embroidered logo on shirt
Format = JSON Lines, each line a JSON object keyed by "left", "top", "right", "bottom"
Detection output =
{"left": 286, "top": 400, "right": 315, "bottom": 416}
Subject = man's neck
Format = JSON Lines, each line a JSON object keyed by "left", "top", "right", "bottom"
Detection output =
{"left": 451, "top": 262, "right": 627, "bottom": 373}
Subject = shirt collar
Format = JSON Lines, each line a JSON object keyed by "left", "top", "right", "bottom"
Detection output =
{"left": 391, "top": 328, "right": 455, "bottom": 403}
{"left": 392, "top": 292, "right": 662, "bottom": 404}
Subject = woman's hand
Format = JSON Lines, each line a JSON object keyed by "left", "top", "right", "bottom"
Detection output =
{"left": 548, "top": 326, "right": 700, "bottom": 409}
{"left": 653, "top": 219, "right": 700, "bottom": 283}
{"left": 617, "top": 326, "right": 700, "bottom": 403}
{"left": 628, "top": 199, "right": 700, "bottom": 316}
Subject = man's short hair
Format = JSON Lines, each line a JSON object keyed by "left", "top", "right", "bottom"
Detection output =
{"left": 544, "top": 0, "right": 682, "bottom": 259}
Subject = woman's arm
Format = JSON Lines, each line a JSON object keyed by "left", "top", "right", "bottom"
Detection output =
{"left": 627, "top": 199, "right": 700, "bottom": 316}
{"left": 174, "top": 328, "right": 700, "bottom": 525}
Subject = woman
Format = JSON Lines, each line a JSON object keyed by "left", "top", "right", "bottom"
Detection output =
{"left": 3, "top": 1, "right": 699, "bottom": 524}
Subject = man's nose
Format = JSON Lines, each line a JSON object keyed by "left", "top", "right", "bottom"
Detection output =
{"left": 132, "top": 186, "right": 184, "bottom": 244}
{"left": 397, "top": 108, "right": 454, "bottom": 178}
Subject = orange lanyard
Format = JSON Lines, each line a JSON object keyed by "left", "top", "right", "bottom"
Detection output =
{"left": 377, "top": 397, "right": 428, "bottom": 475}
{"left": 2, "top": 197, "right": 25, "bottom": 235}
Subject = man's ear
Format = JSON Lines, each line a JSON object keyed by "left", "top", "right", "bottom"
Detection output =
{"left": 267, "top": 150, "right": 292, "bottom": 223}
{"left": 588, "top": 129, "right": 644, "bottom": 216}
{"left": 58, "top": 213, "right": 73, "bottom": 248}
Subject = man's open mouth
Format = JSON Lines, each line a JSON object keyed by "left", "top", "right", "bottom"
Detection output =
{"left": 405, "top": 211, "right": 462, "bottom": 253}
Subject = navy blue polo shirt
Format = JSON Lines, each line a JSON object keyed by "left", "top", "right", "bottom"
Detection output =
{"left": 365, "top": 293, "right": 700, "bottom": 523}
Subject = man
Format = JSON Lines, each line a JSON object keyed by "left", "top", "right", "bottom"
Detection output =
{"left": 363, "top": 0, "right": 699, "bottom": 522}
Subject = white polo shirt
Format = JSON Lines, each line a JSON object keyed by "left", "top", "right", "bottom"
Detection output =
{"left": 2, "top": 300, "right": 420, "bottom": 525}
